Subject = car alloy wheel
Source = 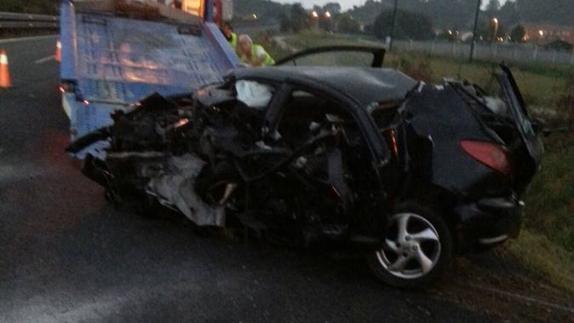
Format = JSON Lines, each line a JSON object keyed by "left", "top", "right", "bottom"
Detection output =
{"left": 376, "top": 212, "right": 441, "bottom": 279}
{"left": 368, "top": 201, "right": 453, "bottom": 288}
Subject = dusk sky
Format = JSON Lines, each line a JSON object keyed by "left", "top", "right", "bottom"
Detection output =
{"left": 273, "top": 0, "right": 366, "bottom": 10}
{"left": 274, "top": 0, "right": 508, "bottom": 11}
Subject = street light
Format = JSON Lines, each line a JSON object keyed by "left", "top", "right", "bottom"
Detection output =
{"left": 491, "top": 17, "right": 499, "bottom": 42}
{"left": 324, "top": 11, "right": 331, "bottom": 19}
{"left": 311, "top": 10, "right": 319, "bottom": 19}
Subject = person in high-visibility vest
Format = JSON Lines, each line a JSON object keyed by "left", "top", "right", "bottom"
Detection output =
{"left": 237, "top": 34, "right": 275, "bottom": 67}
{"left": 221, "top": 22, "right": 238, "bottom": 53}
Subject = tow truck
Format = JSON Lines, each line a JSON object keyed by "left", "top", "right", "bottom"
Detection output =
{"left": 59, "top": 0, "right": 237, "bottom": 157}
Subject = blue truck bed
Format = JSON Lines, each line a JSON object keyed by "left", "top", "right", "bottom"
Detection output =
{"left": 60, "top": 0, "right": 239, "bottom": 152}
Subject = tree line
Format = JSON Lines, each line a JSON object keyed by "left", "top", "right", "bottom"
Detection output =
{"left": 349, "top": 0, "right": 574, "bottom": 29}
{"left": 244, "top": 0, "right": 573, "bottom": 43}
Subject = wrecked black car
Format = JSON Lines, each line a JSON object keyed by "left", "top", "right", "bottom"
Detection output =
{"left": 68, "top": 47, "right": 543, "bottom": 288}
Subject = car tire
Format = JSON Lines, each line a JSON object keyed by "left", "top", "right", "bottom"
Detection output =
{"left": 367, "top": 201, "right": 453, "bottom": 289}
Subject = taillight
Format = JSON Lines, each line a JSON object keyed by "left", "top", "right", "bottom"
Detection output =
{"left": 460, "top": 140, "right": 511, "bottom": 176}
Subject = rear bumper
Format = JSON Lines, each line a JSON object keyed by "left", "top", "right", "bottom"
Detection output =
{"left": 454, "top": 196, "right": 523, "bottom": 253}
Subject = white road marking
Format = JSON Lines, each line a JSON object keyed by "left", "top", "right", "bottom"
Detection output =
{"left": 34, "top": 55, "right": 56, "bottom": 64}
{"left": 0, "top": 35, "right": 57, "bottom": 44}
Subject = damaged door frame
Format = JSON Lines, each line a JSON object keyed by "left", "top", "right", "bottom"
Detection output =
{"left": 274, "top": 46, "right": 386, "bottom": 68}
{"left": 247, "top": 74, "right": 394, "bottom": 184}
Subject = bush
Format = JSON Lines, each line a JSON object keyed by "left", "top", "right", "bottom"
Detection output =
{"left": 335, "top": 14, "right": 361, "bottom": 34}
{"left": 510, "top": 25, "right": 526, "bottom": 43}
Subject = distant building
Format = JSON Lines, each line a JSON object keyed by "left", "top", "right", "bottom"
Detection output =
{"left": 522, "top": 23, "right": 574, "bottom": 46}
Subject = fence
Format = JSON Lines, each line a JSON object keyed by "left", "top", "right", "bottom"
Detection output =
{"left": 393, "top": 40, "right": 574, "bottom": 66}
{"left": 0, "top": 12, "right": 59, "bottom": 30}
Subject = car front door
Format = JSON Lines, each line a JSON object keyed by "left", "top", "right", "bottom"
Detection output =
{"left": 274, "top": 46, "right": 386, "bottom": 68}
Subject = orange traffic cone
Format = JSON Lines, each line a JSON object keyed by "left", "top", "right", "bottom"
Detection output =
{"left": 0, "top": 49, "right": 12, "bottom": 88}
{"left": 55, "top": 40, "right": 62, "bottom": 63}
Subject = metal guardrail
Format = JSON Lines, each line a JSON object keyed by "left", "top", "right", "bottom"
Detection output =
{"left": 0, "top": 12, "right": 59, "bottom": 30}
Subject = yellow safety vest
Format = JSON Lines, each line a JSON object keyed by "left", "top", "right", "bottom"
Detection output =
{"left": 242, "top": 45, "right": 275, "bottom": 67}
{"left": 229, "top": 32, "right": 238, "bottom": 51}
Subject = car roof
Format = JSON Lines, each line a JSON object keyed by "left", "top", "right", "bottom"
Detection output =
{"left": 231, "top": 66, "right": 418, "bottom": 107}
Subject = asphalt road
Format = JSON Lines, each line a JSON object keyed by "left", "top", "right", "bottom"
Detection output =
{"left": 0, "top": 36, "right": 571, "bottom": 323}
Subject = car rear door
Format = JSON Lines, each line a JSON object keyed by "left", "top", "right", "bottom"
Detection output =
{"left": 498, "top": 65, "right": 544, "bottom": 169}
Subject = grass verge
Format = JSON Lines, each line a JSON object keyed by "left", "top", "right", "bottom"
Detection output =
{"left": 507, "top": 230, "right": 574, "bottom": 293}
